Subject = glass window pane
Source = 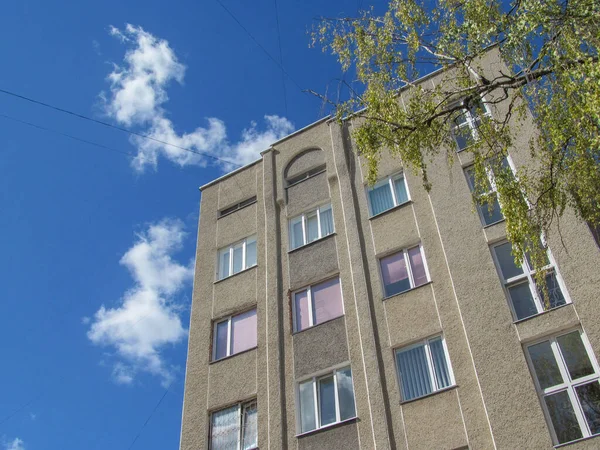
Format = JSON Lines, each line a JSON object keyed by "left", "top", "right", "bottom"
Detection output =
{"left": 215, "top": 321, "right": 229, "bottom": 360}
{"left": 219, "top": 250, "right": 230, "bottom": 280}
{"left": 307, "top": 212, "right": 319, "bottom": 243}
{"left": 231, "top": 309, "right": 257, "bottom": 355}
{"left": 394, "top": 176, "right": 409, "bottom": 204}
{"left": 242, "top": 402, "right": 258, "bottom": 450}
{"left": 557, "top": 331, "right": 595, "bottom": 381}
{"left": 318, "top": 375, "right": 337, "bottom": 427}
{"left": 545, "top": 391, "right": 583, "bottom": 444}
{"left": 478, "top": 195, "right": 504, "bottom": 225}
{"left": 494, "top": 242, "right": 523, "bottom": 280}
{"left": 319, "top": 206, "right": 334, "bottom": 237}
{"left": 299, "top": 381, "right": 316, "bottom": 433}
{"left": 453, "top": 123, "right": 473, "bottom": 151}
{"left": 312, "top": 278, "right": 343, "bottom": 325}
{"left": 508, "top": 282, "right": 538, "bottom": 320}
{"left": 211, "top": 405, "right": 239, "bottom": 449}
{"left": 537, "top": 272, "right": 566, "bottom": 310}
{"left": 294, "top": 290, "right": 311, "bottom": 332}
{"left": 528, "top": 341, "right": 564, "bottom": 389}
{"left": 408, "top": 247, "right": 428, "bottom": 287}
{"left": 246, "top": 239, "right": 257, "bottom": 268}
{"left": 429, "top": 338, "right": 451, "bottom": 390}
{"left": 291, "top": 219, "right": 304, "bottom": 249}
{"left": 336, "top": 368, "right": 356, "bottom": 421}
{"left": 576, "top": 381, "right": 600, "bottom": 435}
{"left": 233, "top": 244, "right": 243, "bottom": 274}
{"left": 369, "top": 183, "right": 394, "bottom": 215}
{"left": 396, "top": 344, "right": 433, "bottom": 401}
{"left": 380, "top": 252, "right": 411, "bottom": 297}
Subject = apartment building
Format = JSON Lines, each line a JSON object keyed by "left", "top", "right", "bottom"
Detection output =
{"left": 179, "top": 49, "right": 600, "bottom": 449}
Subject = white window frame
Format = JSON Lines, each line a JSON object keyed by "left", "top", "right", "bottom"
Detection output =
{"left": 212, "top": 309, "right": 257, "bottom": 361}
{"left": 491, "top": 240, "right": 570, "bottom": 321}
{"left": 394, "top": 335, "right": 456, "bottom": 402}
{"left": 366, "top": 172, "right": 411, "bottom": 217}
{"left": 379, "top": 244, "right": 431, "bottom": 298}
{"left": 524, "top": 329, "right": 600, "bottom": 445}
{"left": 288, "top": 204, "right": 334, "bottom": 250}
{"left": 217, "top": 236, "right": 257, "bottom": 280}
{"left": 291, "top": 277, "right": 344, "bottom": 333}
{"left": 452, "top": 97, "right": 492, "bottom": 152}
{"left": 209, "top": 399, "right": 258, "bottom": 450}
{"left": 295, "top": 364, "right": 357, "bottom": 435}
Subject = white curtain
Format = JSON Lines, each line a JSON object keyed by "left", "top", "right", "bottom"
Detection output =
{"left": 369, "top": 184, "right": 394, "bottom": 215}
{"left": 396, "top": 345, "right": 433, "bottom": 400}
{"left": 320, "top": 206, "right": 334, "bottom": 236}
{"left": 242, "top": 403, "right": 258, "bottom": 450}
{"left": 211, "top": 405, "right": 239, "bottom": 449}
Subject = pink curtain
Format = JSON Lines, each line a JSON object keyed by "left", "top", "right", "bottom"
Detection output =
{"left": 408, "top": 247, "right": 428, "bottom": 286}
{"left": 231, "top": 309, "right": 257, "bottom": 354}
{"left": 313, "top": 278, "right": 343, "bottom": 325}
{"left": 295, "top": 290, "right": 310, "bottom": 331}
{"left": 381, "top": 252, "right": 408, "bottom": 285}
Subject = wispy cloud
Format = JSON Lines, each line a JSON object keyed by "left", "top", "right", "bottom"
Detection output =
{"left": 4, "top": 438, "right": 25, "bottom": 450}
{"left": 87, "top": 219, "right": 193, "bottom": 386}
{"left": 101, "top": 24, "right": 294, "bottom": 172}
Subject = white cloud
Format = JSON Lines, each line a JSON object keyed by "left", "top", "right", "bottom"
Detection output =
{"left": 4, "top": 438, "right": 25, "bottom": 450}
{"left": 87, "top": 219, "right": 193, "bottom": 386}
{"left": 102, "top": 24, "right": 294, "bottom": 172}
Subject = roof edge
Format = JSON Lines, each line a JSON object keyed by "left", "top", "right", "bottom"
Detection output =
{"left": 199, "top": 158, "right": 262, "bottom": 191}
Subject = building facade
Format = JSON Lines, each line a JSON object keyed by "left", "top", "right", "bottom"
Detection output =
{"left": 180, "top": 50, "right": 600, "bottom": 449}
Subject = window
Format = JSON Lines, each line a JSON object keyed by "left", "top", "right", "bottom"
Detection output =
{"left": 297, "top": 366, "right": 356, "bottom": 434}
{"left": 379, "top": 245, "right": 429, "bottom": 297}
{"left": 526, "top": 330, "right": 600, "bottom": 445}
{"left": 366, "top": 173, "right": 410, "bottom": 216}
{"left": 492, "top": 241, "right": 568, "bottom": 321}
{"left": 217, "top": 236, "right": 257, "bottom": 280}
{"left": 218, "top": 196, "right": 257, "bottom": 218}
{"left": 289, "top": 204, "right": 334, "bottom": 250}
{"left": 395, "top": 336, "right": 455, "bottom": 402}
{"left": 287, "top": 165, "right": 326, "bottom": 187}
{"left": 210, "top": 400, "right": 257, "bottom": 450}
{"left": 293, "top": 277, "right": 343, "bottom": 332}
{"left": 213, "top": 309, "right": 257, "bottom": 361}
{"left": 464, "top": 157, "right": 515, "bottom": 226}
{"left": 451, "top": 97, "right": 492, "bottom": 151}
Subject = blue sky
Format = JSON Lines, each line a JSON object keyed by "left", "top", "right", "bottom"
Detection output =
{"left": 0, "top": 1, "right": 387, "bottom": 449}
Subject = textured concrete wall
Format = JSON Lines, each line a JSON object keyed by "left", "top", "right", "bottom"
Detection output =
{"left": 284, "top": 147, "right": 325, "bottom": 180}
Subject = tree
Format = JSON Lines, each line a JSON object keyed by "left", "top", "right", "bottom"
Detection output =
{"left": 313, "top": 0, "right": 600, "bottom": 297}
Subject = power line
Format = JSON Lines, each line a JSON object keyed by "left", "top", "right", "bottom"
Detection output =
{"left": 0, "top": 88, "right": 241, "bottom": 168}
{"left": 0, "top": 113, "right": 137, "bottom": 159}
{"left": 273, "top": 0, "right": 288, "bottom": 116}
{"left": 127, "top": 382, "right": 172, "bottom": 450}
{"left": 0, "top": 391, "right": 46, "bottom": 428}
{"left": 213, "top": 0, "right": 304, "bottom": 92}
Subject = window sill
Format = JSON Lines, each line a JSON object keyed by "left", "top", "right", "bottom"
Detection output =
{"left": 400, "top": 384, "right": 458, "bottom": 405}
{"left": 555, "top": 433, "right": 600, "bottom": 448}
{"left": 295, "top": 416, "right": 358, "bottom": 438}
{"left": 214, "top": 264, "right": 257, "bottom": 284}
{"left": 482, "top": 218, "right": 505, "bottom": 229}
{"left": 210, "top": 346, "right": 258, "bottom": 365}
{"left": 288, "top": 233, "right": 336, "bottom": 254}
{"left": 292, "top": 315, "right": 344, "bottom": 336}
{"left": 383, "top": 281, "right": 432, "bottom": 301}
{"left": 368, "top": 200, "right": 412, "bottom": 220}
{"left": 513, "top": 302, "right": 572, "bottom": 325}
